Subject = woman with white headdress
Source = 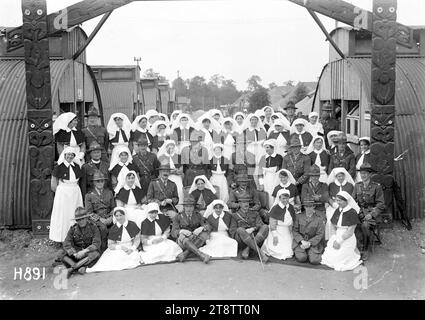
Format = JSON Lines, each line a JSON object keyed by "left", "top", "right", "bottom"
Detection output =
{"left": 355, "top": 137, "right": 371, "bottom": 183}
{"left": 209, "top": 109, "right": 224, "bottom": 124}
{"left": 170, "top": 110, "right": 182, "bottom": 125}
{"left": 306, "top": 135, "right": 330, "bottom": 183}
{"left": 86, "top": 207, "right": 141, "bottom": 273}
{"left": 195, "top": 113, "right": 221, "bottom": 158}
{"left": 139, "top": 202, "right": 183, "bottom": 264}
{"left": 325, "top": 168, "right": 355, "bottom": 240}
{"left": 321, "top": 191, "right": 362, "bottom": 271}
{"left": 290, "top": 118, "right": 313, "bottom": 154}
{"left": 258, "top": 139, "right": 283, "bottom": 208}
{"left": 49, "top": 146, "right": 84, "bottom": 243}
{"left": 233, "top": 112, "right": 245, "bottom": 133}
{"left": 150, "top": 120, "right": 170, "bottom": 153}
{"left": 267, "top": 118, "right": 291, "bottom": 157}
{"left": 170, "top": 113, "right": 196, "bottom": 151}
{"left": 145, "top": 109, "right": 159, "bottom": 127}
{"left": 107, "top": 113, "right": 132, "bottom": 162}
{"left": 130, "top": 115, "right": 154, "bottom": 153}
{"left": 114, "top": 170, "right": 147, "bottom": 227}
{"left": 53, "top": 112, "right": 86, "bottom": 156}
{"left": 189, "top": 175, "right": 218, "bottom": 215}
{"left": 272, "top": 169, "right": 300, "bottom": 207}
{"left": 326, "top": 130, "right": 343, "bottom": 154}
{"left": 209, "top": 144, "right": 230, "bottom": 203}
{"left": 157, "top": 113, "right": 170, "bottom": 126}
{"left": 261, "top": 189, "right": 295, "bottom": 260}
{"left": 305, "top": 112, "right": 324, "bottom": 137}
{"left": 262, "top": 106, "right": 274, "bottom": 132}
{"left": 108, "top": 145, "right": 139, "bottom": 189}
{"left": 221, "top": 117, "right": 238, "bottom": 159}
{"left": 254, "top": 109, "right": 266, "bottom": 123}
{"left": 157, "top": 140, "right": 184, "bottom": 211}
{"left": 199, "top": 200, "right": 238, "bottom": 258}
{"left": 241, "top": 113, "right": 267, "bottom": 163}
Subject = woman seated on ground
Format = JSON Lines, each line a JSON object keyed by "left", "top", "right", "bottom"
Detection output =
{"left": 139, "top": 202, "right": 183, "bottom": 264}
{"left": 108, "top": 145, "right": 139, "bottom": 189}
{"left": 115, "top": 170, "right": 147, "bottom": 227}
{"left": 325, "top": 168, "right": 355, "bottom": 240}
{"left": 321, "top": 191, "right": 362, "bottom": 271}
{"left": 261, "top": 189, "right": 295, "bottom": 261}
{"left": 272, "top": 169, "right": 301, "bottom": 208}
{"left": 189, "top": 175, "right": 218, "bottom": 215}
{"left": 199, "top": 200, "right": 238, "bottom": 258}
{"left": 86, "top": 207, "right": 141, "bottom": 273}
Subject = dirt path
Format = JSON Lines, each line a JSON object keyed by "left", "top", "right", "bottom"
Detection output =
{"left": 1, "top": 220, "right": 424, "bottom": 300}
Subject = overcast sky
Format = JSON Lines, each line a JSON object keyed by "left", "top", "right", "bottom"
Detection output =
{"left": 2, "top": 0, "right": 425, "bottom": 90}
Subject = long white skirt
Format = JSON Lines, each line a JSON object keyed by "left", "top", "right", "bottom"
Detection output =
{"left": 139, "top": 239, "right": 183, "bottom": 264}
{"left": 261, "top": 224, "right": 293, "bottom": 260}
{"left": 325, "top": 205, "right": 338, "bottom": 240}
{"left": 263, "top": 168, "right": 280, "bottom": 209}
{"left": 209, "top": 172, "right": 229, "bottom": 203}
{"left": 199, "top": 231, "right": 238, "bottom": 258}
{"left": 169, "top": 173, "right": 184, "bottom": 212}
{"left": 321, "top": 228, "right": 362, "bottom": 271}
{"left": 49, "top": 181, "right": 83, "bottom": 242}
{"left": 86, "top": 243, "right": 141, "bottom": 273}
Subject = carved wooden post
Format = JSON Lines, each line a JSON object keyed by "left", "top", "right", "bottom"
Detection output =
{"left": 22, "top": 0, "right": 54, "bottom": 236}
{"left": 370, "top": 0, "right": 397, "bottom": 226}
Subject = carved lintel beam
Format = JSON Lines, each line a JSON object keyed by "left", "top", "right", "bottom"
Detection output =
{"left": 22, "top": 0, "right": 55, "bottom": 235}
{"left": 370, "top": 0, "right": 397, "bottom": 225}
{"left": 288, "top": 0, "right": 414, "bottom": 48}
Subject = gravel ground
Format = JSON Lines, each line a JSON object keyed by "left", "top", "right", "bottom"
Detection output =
{"left": 0, "top": 219, "right": 424, "bottom": 300}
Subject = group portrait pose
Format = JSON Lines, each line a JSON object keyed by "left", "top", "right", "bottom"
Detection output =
{"left": 51, "top": 104, "right": 385, "bottom": 277}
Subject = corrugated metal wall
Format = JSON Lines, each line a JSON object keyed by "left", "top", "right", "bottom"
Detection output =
{"left": 316, "top": 57, "right": 425, "bottom": 219}
{"left": 0, "top": 59, "right": 73, "bottom": 228}
{"left": 98, "top": 82, "right": 137, "bottom": 124}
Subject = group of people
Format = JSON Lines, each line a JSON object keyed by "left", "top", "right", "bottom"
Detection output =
{"left": 50, "top": 102, "right": 385, "bottom": 277}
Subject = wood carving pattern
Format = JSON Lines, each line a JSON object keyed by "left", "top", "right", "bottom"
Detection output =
{"left": 370, "top": 0, "right": 397, "bottom": 224}
{"left": 22, "top": 0, "right": 54, "bottom": 232}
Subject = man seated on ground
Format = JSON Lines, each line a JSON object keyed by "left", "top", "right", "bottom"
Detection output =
{"left": 292, "top": 199, "right": 325, "bottom": 265}
{"left": 85, "top": 171, "right": 115, "bottom": 252}
{"left": 232, "top": 194, "right": 269, "bottom": 262}
{"left": 172, "top": 196, "right": 211, "bottom": 264}
{"left": 147, "top": 163, "right": 179, "bottom": 219}
{"left": 59, "top": 207, "right": 101, "bottom": 277}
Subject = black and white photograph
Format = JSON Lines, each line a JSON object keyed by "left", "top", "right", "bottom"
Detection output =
{"left": 0, "top": 0, "right": 424, "bottom": 305}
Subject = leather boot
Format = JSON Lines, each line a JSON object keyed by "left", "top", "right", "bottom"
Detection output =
{"left": 177, "top": 250, "right": 190, "bottom": 262}
{"left": 62, "top": 256, "right": 77, "bottom": 268}
{"left": 244, "top": 236, "right": 269, "bottom": 263}
{"left": 241, "top": 246, "right": 250, "bottom": 259}
{"left": 185, "top": 240, "right": 211, "bottom": 264}
{"left": 74, "top": 256, "right": 89, "bottom": 270}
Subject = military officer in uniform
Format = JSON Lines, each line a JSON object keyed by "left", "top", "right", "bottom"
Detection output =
{"left": 147, "top": 163, "right": 179, "bottom": 219}
{"left": 81, "top": 141, "right": 110, "bottom": 197}
{"left": 284, "top": 101, "right": 298, "bottom": 126}
{"left": 292, "top": 198, "right": 325, "bottom": 265}
{"left": 85, "top": 171, "right": 115, "bottom": 252}
{"left": 172, "top": 196, "right": 211, "bottom": 263}
{"left": 233, "top": 194, "right": 269, "bottom": 262}
{"left": 282, "top": 136, "right": 311, "bottom": 194}
{"left": 132, "top": 138, "right": 161, "bottom": 198}
{"left": 320, "top": 102, "right": 340, "bottom": 146}
{"left": 328, "top": 135, "right": 356, "bottom": 178}
{"left": 301, "top": 164, "right": 330, "bottom": 220}
{"left": 228, "top": 173, "right": 262, "bottom": 213}
{"left": 352, "top": 163, "right": 386, "bottom": 261}
{"left": 82, "top": 106, "right": 109, "bottom": 161}
{"left": 59, "top": 207, "right": 101, "bottom": 277}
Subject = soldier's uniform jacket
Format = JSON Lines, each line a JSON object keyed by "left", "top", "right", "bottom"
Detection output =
{"left": 134, "top": 152, "right": 161, "bottom": 197}
{"left": 233, "top": 208, "right": 264, "bottom": 230}
{"left": 85, "top": 188, "right": 115, "bottom": 219}
{"left": 171, "top": 210, "right": 206, "bottom": 239}
{"left": 82, "top": 125, "right": 109, "bottom": 155}
{"left": 63, "top": 221, "right": 101, "bottom": 256}
{"left": 328, "top": 150, "right": 356, "bottom": 178}
{"left": 292, "top": 212, "right": 325, "bottom": 250}
{"left": 352, "top": 181, "right": 385, "bottom": 219}
{"left": 147, "top": 178, "right": 179, "bottom": 210}
{"left": 228, "top": 187, "right": 261, "bottom": 211}
{"left": 282, "top": 152, "right": 311, "bottom": 185}
{"left": 301, "top": 182, "right": 330, "bottom": 212}
{"left": 81, "top": 160, "right": 110, "bottom": 196}
{"left": 204, "top": 211, "right": 238, "bottom": 238}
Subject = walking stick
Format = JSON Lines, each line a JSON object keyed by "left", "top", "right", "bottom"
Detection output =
{"left": 251, "top": 233, "right": 265, "bottom": 271}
